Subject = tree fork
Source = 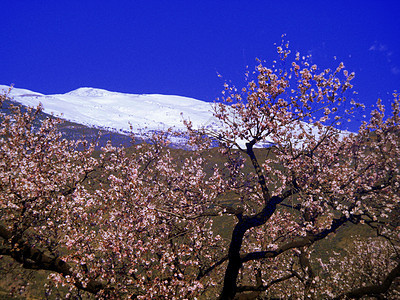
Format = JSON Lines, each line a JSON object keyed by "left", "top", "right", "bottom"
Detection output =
{"left": 219, "top": 196, "right": 284, "bottom": 299}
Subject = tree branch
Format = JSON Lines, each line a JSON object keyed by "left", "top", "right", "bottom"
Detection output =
{"left": 245, "top": 141, "right": 270, "bottom": 204}
{"left": 241, "top": 215, "right": 348, "bottom": 263}
{"left": 0, "top": 224, "right": 105, "bottom": 295}
{"left": 197, "top": 255, "right": 229, "bottom": 280}
{"left": 334, "top": 261, "right": 400, "bottom": 299}
{"left": 237, "top": 273, "right": 295, "bottom": 293}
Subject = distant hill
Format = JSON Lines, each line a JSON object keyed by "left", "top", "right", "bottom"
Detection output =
{"left": 1, "top": 85, "right": 351, "bottom": 148}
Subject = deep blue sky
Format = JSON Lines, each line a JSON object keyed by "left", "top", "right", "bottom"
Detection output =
{"left": 1, "top": 1, "right": 399, "bottom": 129}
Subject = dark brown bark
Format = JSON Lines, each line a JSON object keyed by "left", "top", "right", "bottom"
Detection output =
{"left": 245, "top": 141, "right": 270, "bottom": 203}
{"left": 241, "top": 215, "right": 348, "bottom": 263}
{"left": 197, "top": 255, "right": 229, "bottom": 280}
{"left": 219, "top": 141, "right": 295, "bottom": 299}
{"left": 219, "top": 195, "right": 285, "bottom": 299}
{"left": 237, "top": 273, "right": 295, "bottom": 293}
{"left": 0, "top": 224, "right": 105, "bottom": 295}
{"left": 219, "top": 212, "right": 349, "bottom": 299}
{"left": 335, "top": 262, "right": 400, "bottom": 299}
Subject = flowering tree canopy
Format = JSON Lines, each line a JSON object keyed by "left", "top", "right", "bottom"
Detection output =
{"left": 0, "top": 43, "right": 399, "bottom": 299}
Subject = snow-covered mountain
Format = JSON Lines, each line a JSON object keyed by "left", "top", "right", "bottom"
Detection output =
{"left": 0, "top": 85, "right": 220, "bottom": 137}
{"left": 1, "top": 85, "right": 351, "bottom": 148}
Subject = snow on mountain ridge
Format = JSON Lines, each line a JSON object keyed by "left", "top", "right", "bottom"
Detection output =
{"left": 65, "top": 87, "right": 122, "bottom": 98}
{"left": 0, "top": 85, "right": 219, "bottom": 137}
{"left": 1, "top": 85, "right": 352, "bottom": 149}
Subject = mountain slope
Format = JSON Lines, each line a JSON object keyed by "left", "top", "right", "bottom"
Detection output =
{"left": 0, "top": 85, "right": 219, "bottom": 136}
{"left": 1, "top": 85, "right": 352, "bottom": 148}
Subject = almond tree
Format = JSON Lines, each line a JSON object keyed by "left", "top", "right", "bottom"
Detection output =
{"left": 202, "top": 42, "right": 400, "bottom": 299}
{"left": 0, "top": 40, "right": 399, "bottom": 299}
{"left": 0, "top": 93, "right": 226, "bottom": 298}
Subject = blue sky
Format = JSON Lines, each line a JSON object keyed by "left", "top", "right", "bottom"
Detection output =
{"left": 1, "top": 1, "right": 399, "bottom": 130}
